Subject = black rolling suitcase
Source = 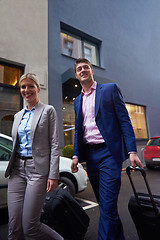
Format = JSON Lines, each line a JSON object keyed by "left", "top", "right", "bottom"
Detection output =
{"left": 41, "top": 187, "right": 90, "bottom": 240}
{"left": 126, "top": 166, "right": 160, "bottom": 240}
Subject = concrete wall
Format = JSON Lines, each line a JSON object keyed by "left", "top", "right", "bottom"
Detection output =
{"left": 49, "top": 0, "right": 160, "bottom": 148}
{"left": 0, "top": 0, "right": 48, "bottom": 103}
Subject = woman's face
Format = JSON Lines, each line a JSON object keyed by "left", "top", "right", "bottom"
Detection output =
{"left": 20, "top": 78, "right": 40, "bottom": 105}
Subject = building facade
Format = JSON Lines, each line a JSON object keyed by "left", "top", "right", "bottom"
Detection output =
{"left": 1, "top": 0, "right": 160, "bottom": 163}
{"left": 0, "top": 0, "right": 48, "bottom": 135}
{"left": 48, "top": 0, "right": 160, "bottom": 163}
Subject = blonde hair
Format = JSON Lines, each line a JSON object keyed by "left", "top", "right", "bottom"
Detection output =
{"left": 19, "top": 73, "right": 40, "bottom": 88}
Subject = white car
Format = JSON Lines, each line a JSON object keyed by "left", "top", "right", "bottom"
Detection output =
{"left": 0, "top": 133, "right": 87, "bottom": 208}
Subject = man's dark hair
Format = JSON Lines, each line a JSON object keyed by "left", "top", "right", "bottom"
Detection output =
{"left": 74, "top": 58, "right": 93, "bottom": 73}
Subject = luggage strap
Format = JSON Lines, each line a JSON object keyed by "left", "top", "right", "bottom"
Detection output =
{"left": 126, "top": 166, "right": 159, "bottom": 215}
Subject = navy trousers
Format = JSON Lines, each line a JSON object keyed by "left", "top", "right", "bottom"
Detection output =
{"left": 85, "top": 145, "right": 125, "bottom": 240}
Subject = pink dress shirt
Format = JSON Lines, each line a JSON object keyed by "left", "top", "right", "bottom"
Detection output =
{"left": 82, "top": 81, "right": 105, "bottom": 144}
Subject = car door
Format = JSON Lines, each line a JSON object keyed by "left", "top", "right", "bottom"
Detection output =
{"left": 0, "top": 144, "right": 11, "bottom": 208}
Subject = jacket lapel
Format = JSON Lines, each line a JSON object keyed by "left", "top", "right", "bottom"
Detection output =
{"left": 95, "top": 83, "right": 102, "bottom": 118}
{"left": 12, "top": 109, "right": 24, "bottom": 141}
{"left": 30, "top": 102, "right": 45, "bottom": 144}
{"left": 77, "top": 94, "right": 83, "bottom": 123}
{"left": 74, "top": 94, "right": 83, "bottom": 123}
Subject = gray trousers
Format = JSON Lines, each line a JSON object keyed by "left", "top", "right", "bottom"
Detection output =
{"left": 8, "top": 158, "right": 64, "bottom": 240}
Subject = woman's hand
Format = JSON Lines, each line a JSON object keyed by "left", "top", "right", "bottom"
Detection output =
{"left": 46, "top": 179, "right": 58, "bottom": 193}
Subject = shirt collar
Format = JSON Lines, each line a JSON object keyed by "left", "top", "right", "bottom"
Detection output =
{"left": 24, "top": 107, "right": 35, "bottom": 113}
{"left": 24, "top": 102, "right": 39, "bottom": 113}
{"left": 82, "top": 81, "right": 97, "bottom": 95}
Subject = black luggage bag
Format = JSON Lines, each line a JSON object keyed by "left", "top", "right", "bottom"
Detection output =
{"left": 126, "top": 166, "right": 160, "bottom": 240}
{"left": 40, "top": 187, "right": 90, "bottom": 240}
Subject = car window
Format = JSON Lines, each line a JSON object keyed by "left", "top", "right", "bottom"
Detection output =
{"left": 0, "top": 137, "right": 13, "bottom": 151}
{"left": 147, "top": 138, "right": 160, "bottom": 146}
{"left": 0, "top": 145, "right": 11, "bottom": 161}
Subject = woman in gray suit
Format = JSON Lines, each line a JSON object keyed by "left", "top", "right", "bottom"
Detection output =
{"left": 5, "top": 73, "right": 63, "bottom": 240}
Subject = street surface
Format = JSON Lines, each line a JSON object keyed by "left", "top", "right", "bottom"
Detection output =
{"left": 1, "top": 167, "right": 160, "bottom": 240}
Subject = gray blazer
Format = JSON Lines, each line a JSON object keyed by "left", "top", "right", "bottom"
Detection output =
{"left": 5, "top": 101, "right": 59, "bottom": 179}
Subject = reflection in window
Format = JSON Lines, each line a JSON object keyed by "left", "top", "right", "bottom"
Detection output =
{"left": 0, "top": 136, "right": 12, "bottom": 161}
{"left": 63, "top": 102, "right": 75, "bottom": 146}
{"left": 147, "top": 138, "right": 160, "bottom": 146}
{"left": 61, "top": 31, "right": 100, "bottom": 66}
{"left": 61, "top": 32, "right": 82, "bottom": 59}
{"left": 62, "top": 78, "right": 81, "bottom": 146}
{"left": 0, "top": 64, "right": 22, "bottom": 86}
{"left": 0, "top": 86, "right": 21, "bottom": 136}
{"left": 126, "top": 103, "right": 148, "bottom": 139}
{"left": 0, "top": 136, "right": 13, "bottom": 151}
{"left": 83, "top": 41, "right": 98, "bottom": 66}
{"left": 64, "top": 40, "right": 73, "bottom": 56}
{"left": 0, "top": 145, "right": 11, "bottom": 161}
{"left": 0, "top": 62, "right": 23, "bottom": 136}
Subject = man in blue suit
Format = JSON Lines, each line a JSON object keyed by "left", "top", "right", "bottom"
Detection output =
{"left": 71, "top": 58, "right": 143, "bottom": 240}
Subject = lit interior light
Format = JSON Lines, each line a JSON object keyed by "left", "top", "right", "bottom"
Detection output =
{"left": 65, "top": 96, "right": 68, "bottom": 99}
{"left": 75, "top": 84, "right": 78, "bottom": 88}
{"left": 12, "top": 79, "right": 18, "bottom": 86}
{"left": 73, "top": 98, "right": 75, "bottom": 101}
{"left": 63, "top": 107, "right": 66, "bottom": 110}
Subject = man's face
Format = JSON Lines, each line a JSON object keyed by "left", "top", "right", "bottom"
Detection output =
{"left": 75, "top": 62, "right": 94, "bottom": 84}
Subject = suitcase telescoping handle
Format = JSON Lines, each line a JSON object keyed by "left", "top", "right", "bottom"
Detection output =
{"left": 126, "top": 166, "right": 158, "bottom": 215}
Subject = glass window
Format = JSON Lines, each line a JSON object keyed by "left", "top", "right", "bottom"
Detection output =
{"left": 62, "top": 78, "right": 81, "bottom": 146}
{"left": 147, "top": 138, "right": 160, "bottom": 146}
{"left": 0, "top": 85, "right": 21, "bottom": 136}
{"left": 0, "top": 145, "right": 11, "bottom": 161}
{"left": 0, "top": 135, "right": 12, "bottom": 161}
{"left": 63, "top": 100, "right": 75, "bottom": 146}
{"left": 0, "top": 64, "right": 22, "bottom": 86}
{"left": 0, "top": 136, "right": 13, "bottom": 151}
{"left": 83, "top": 41, "right": 99, "bottom": 66}
{"left": 126, "top": 103, "right": 148, "bottom": 139}
{"left": 84, "top": 46, "right": 92, "bottom": 62}
{"left": 61, "top": 31, "right": 100, "bottom": 66}
{"left": 61, "top": 32, "right": 82, "bottom": 59}
{"left": 0, "top": 62, "right": 23, "bottom": 136}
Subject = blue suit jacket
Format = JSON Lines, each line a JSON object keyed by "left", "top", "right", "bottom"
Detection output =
{"left": 73, "top": 83, "right": 137, "bottom": 163}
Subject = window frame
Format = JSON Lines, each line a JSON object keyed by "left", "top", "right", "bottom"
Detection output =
{"left": 0, "top": 58, "right": 24, "bottom": 102}
{"left": 60, "top": 23, "right": 101, "bottom": 67}
{"left": 125, "top": 102, "right": 148, "bottom": 140}
{"left": 0, "top": 58, "right": 24, "bottom": 87}
{"left": 0, "top": 59, "right": 24, "bottom": 136}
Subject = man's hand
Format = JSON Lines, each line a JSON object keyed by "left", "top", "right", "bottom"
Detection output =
{"left": 71, "top": 158, "right": 79, "bottom": 173}
{"left": 129, "top": 153, "right": 143, "bottom": 169}
{"left": 46, "top": 179, "right": 58, "bottom": 193}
